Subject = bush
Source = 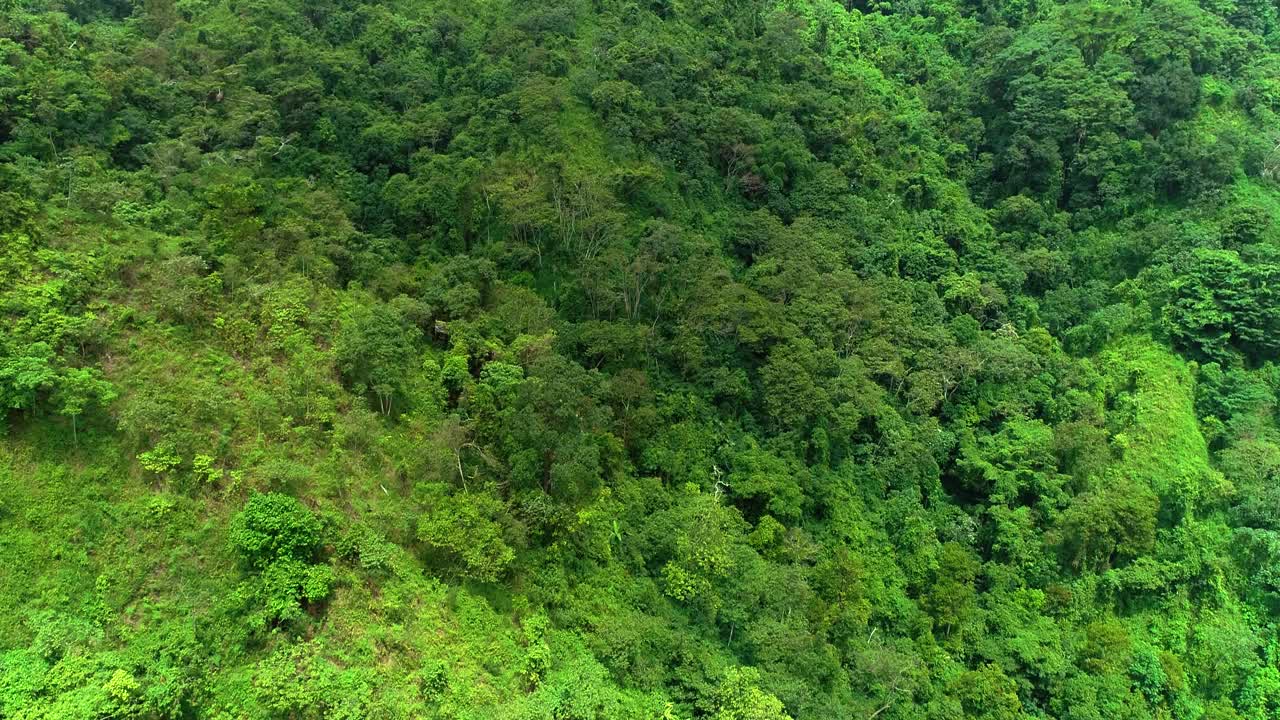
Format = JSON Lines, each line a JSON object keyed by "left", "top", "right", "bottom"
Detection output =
{"left": 229, "top": 493, "right": 333, "bottom": 628}
{"left": 229, "top": 492, "right": 323, "bottom": 570}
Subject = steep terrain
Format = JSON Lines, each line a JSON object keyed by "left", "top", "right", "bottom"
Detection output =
{"left": 3, "top": 0, "right": 1280, "bottom": 718}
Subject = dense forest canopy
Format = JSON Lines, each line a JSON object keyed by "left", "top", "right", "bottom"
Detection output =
{"left": 2, "top": 0, "right": 1280, "bottom": 717}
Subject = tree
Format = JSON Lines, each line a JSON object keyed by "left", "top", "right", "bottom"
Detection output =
{"left": 0, "top": 341, "right": 57, "bottom": 416}
{"left": 1164, "top": 248, "right": 1280, "bottom": 363}
{"left": 416, "top": 486, "right": 515, "bottom": 582}
{"left": 229, "top": 493, "right": 325, "bottom": 569}
{"left": 924, "top": 542, "right": 979, "bottom": 642}
{"left": 229, "top": 493, "right": 334, "bottom": 629}
{"left": 711, "top": 667, "right": 793, "bottom": 720}
{"left": 334, "top": 304, "right": 420, "bottom": 415}
{"left": 1055, "top": 477, "right": 1158, "bottom": 571}
{"left": 3, "top": 0, "right": 1280, "bottom": 716}
{"left": 52, "top": 367, "right": 115, "bottom": 445}
{"left": 949, "top": 664, "right": 1024, "bottom": 720}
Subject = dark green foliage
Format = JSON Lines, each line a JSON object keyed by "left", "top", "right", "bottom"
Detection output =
{"left": 2, "top": 0, "right": 1279, "bottom": 717}
{"left": 1164, "top": 248, "right": 1280, "bottom": 363}
{"left": 1055, "top": 479, "right": 1159, "bottom": 571}
{"left": 334, "top": 302, "right": 420, "bottom": 415}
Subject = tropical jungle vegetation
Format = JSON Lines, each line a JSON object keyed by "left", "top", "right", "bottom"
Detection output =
{"left": 2, "top": 0, "right": 1280, "bottom": 717}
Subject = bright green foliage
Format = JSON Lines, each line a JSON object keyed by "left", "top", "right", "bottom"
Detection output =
{"left": 251, "top": 641, "right": 374, "bottom": 719}
{"left": 950, "top": 664, "right": 1023, "bottom": 720}
{"left": 1055, "top": 478, "right": 1159, "bottom": 571}
{"left": 2, "top": 0, "right": 1280, "bottom": 717}
{"left": 136, "top": 445, "right": 181, "bottom": 476}
{"left": 711, "top": 667, "right": 793, "bottom": 720}
{"left": 229, "top": 493, "right": 334, "bottom": 629}
{"left": 229, "top": 493, "right": 324, "bottom": 570}
{"left": 52, "top": 367, "right": 115, "bottom": 444}
{"left": 0, "top": 343, "right": 56, "bottom": 414}
{"left": 416, "top": 486, "right": 515, "bottom": 582}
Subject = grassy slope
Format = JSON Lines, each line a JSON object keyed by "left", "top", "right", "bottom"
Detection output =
{"left": 1099, "top": 337, "right": 1219, "bottom": 506}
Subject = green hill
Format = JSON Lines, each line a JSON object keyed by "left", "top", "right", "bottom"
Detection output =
{"left": 3, "top": 0, "right": 1280, "bottom": 718}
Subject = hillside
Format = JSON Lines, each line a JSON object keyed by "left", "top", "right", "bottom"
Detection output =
{"left": 3, "top": 0, "right": 1280, "bottom": 718}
